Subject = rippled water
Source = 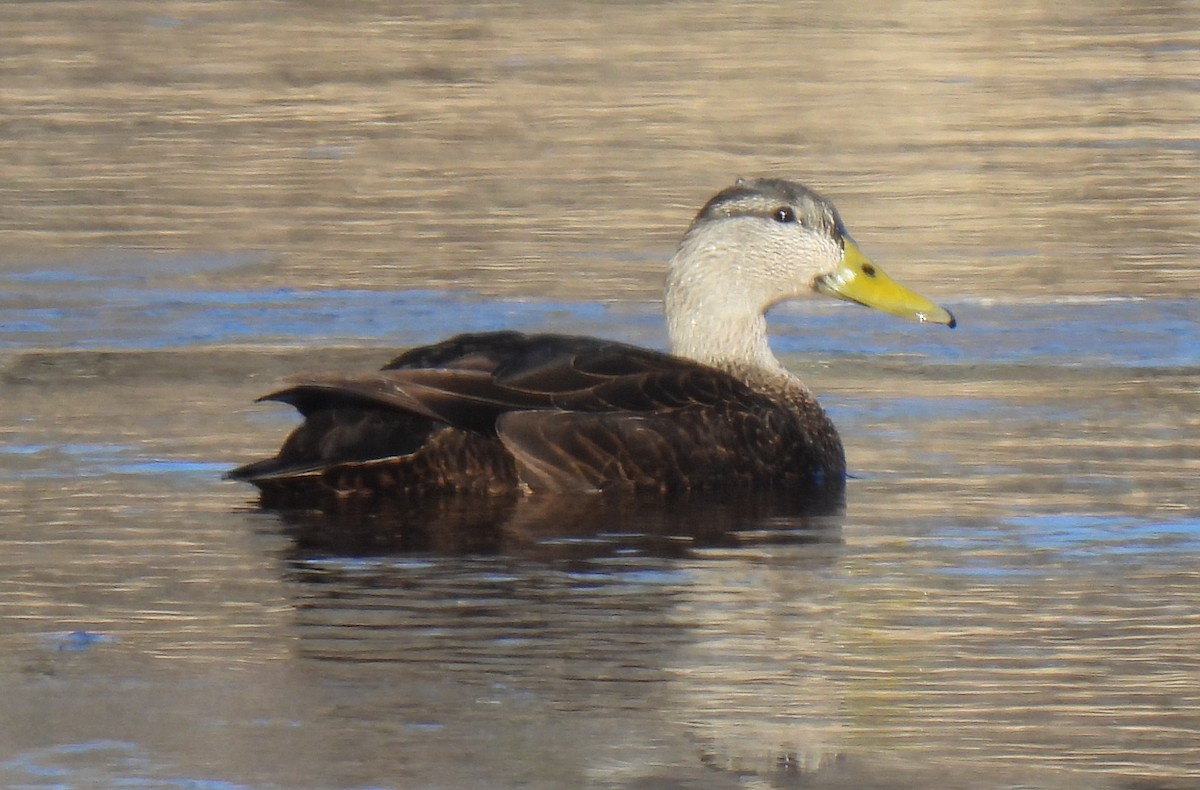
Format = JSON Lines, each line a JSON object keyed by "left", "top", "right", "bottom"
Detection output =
{"left": 2, "top": 2, "right": 1199, "bottom": 789}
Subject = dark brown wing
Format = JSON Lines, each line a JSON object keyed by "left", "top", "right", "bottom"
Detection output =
{"left": 496, "top": 397, "right": 841, "bottom": 495}
{"left": 228, "top": 331, "right": 842, "bottom": 501}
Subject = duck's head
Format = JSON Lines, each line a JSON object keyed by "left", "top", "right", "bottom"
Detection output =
{"left": 665, "top": 178, "right": 955, "bottom": 369}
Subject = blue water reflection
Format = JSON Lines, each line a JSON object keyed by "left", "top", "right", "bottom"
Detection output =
{"left": 927, "top": 513, "right": 1200, "bottom": 570}
{"left": 4, "top": 259, "right": 1197, "bottom": 368}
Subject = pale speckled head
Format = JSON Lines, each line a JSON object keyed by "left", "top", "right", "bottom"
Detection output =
{"left": 665, "top": 178, "right": 954, "bottom": 374}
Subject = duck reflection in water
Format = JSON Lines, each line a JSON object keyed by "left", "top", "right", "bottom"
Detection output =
{"left": 229, "top": 179, "right": 953, "bottom": 551}
{"left": 269, "top": 488, "right": 844, "bottom": 561}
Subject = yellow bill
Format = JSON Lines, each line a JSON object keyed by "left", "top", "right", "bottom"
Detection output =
{"left": 815, "top": 237, "right": 956, "bottom": 328}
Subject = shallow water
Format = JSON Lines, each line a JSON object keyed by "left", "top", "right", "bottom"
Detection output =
{"left": 2, "top": 2, "right": 1200, "bottom": 789}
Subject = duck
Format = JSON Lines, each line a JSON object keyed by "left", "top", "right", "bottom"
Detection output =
{"left": 228, "top": 178, "right": 955, "bottom": 510}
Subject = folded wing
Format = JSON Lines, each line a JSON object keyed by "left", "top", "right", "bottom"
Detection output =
{"left": 228, "top": 331, "right": 836, "bottom": 500}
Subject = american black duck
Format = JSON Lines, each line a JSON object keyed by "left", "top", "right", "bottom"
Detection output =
{"left": 228, "top": 178, "right": 955, "bottom": 509}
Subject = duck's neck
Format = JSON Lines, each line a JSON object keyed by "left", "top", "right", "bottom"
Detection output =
{"left": 664, "top": 234, "right": 791, "bottom": 382}
{"left": 666, "top": 297, "right": 783, "bottom": 374}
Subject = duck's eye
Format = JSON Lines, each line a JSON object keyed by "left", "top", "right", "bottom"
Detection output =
{"left": 772, "top": 206, "right": 796, "bottom": 223}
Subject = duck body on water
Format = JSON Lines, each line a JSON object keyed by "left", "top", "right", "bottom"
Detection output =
{"left": 228, "top": 179, "right": 955, "bottom": 509}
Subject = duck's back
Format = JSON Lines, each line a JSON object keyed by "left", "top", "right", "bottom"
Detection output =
{"left": 227, "top": 331, "right": 845, "bottom": 508}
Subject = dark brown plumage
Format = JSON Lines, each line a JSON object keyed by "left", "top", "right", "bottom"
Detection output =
{"left": 228, "top": 331, "right": 844, "bottom": 508}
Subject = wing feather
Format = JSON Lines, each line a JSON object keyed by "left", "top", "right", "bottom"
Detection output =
{"left": 231, "top": 331, "right": 841, "bottom": 502}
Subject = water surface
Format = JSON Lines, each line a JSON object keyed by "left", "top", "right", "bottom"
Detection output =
{"left": 2, "top": 2, "right": 1199, "bottom": 788}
